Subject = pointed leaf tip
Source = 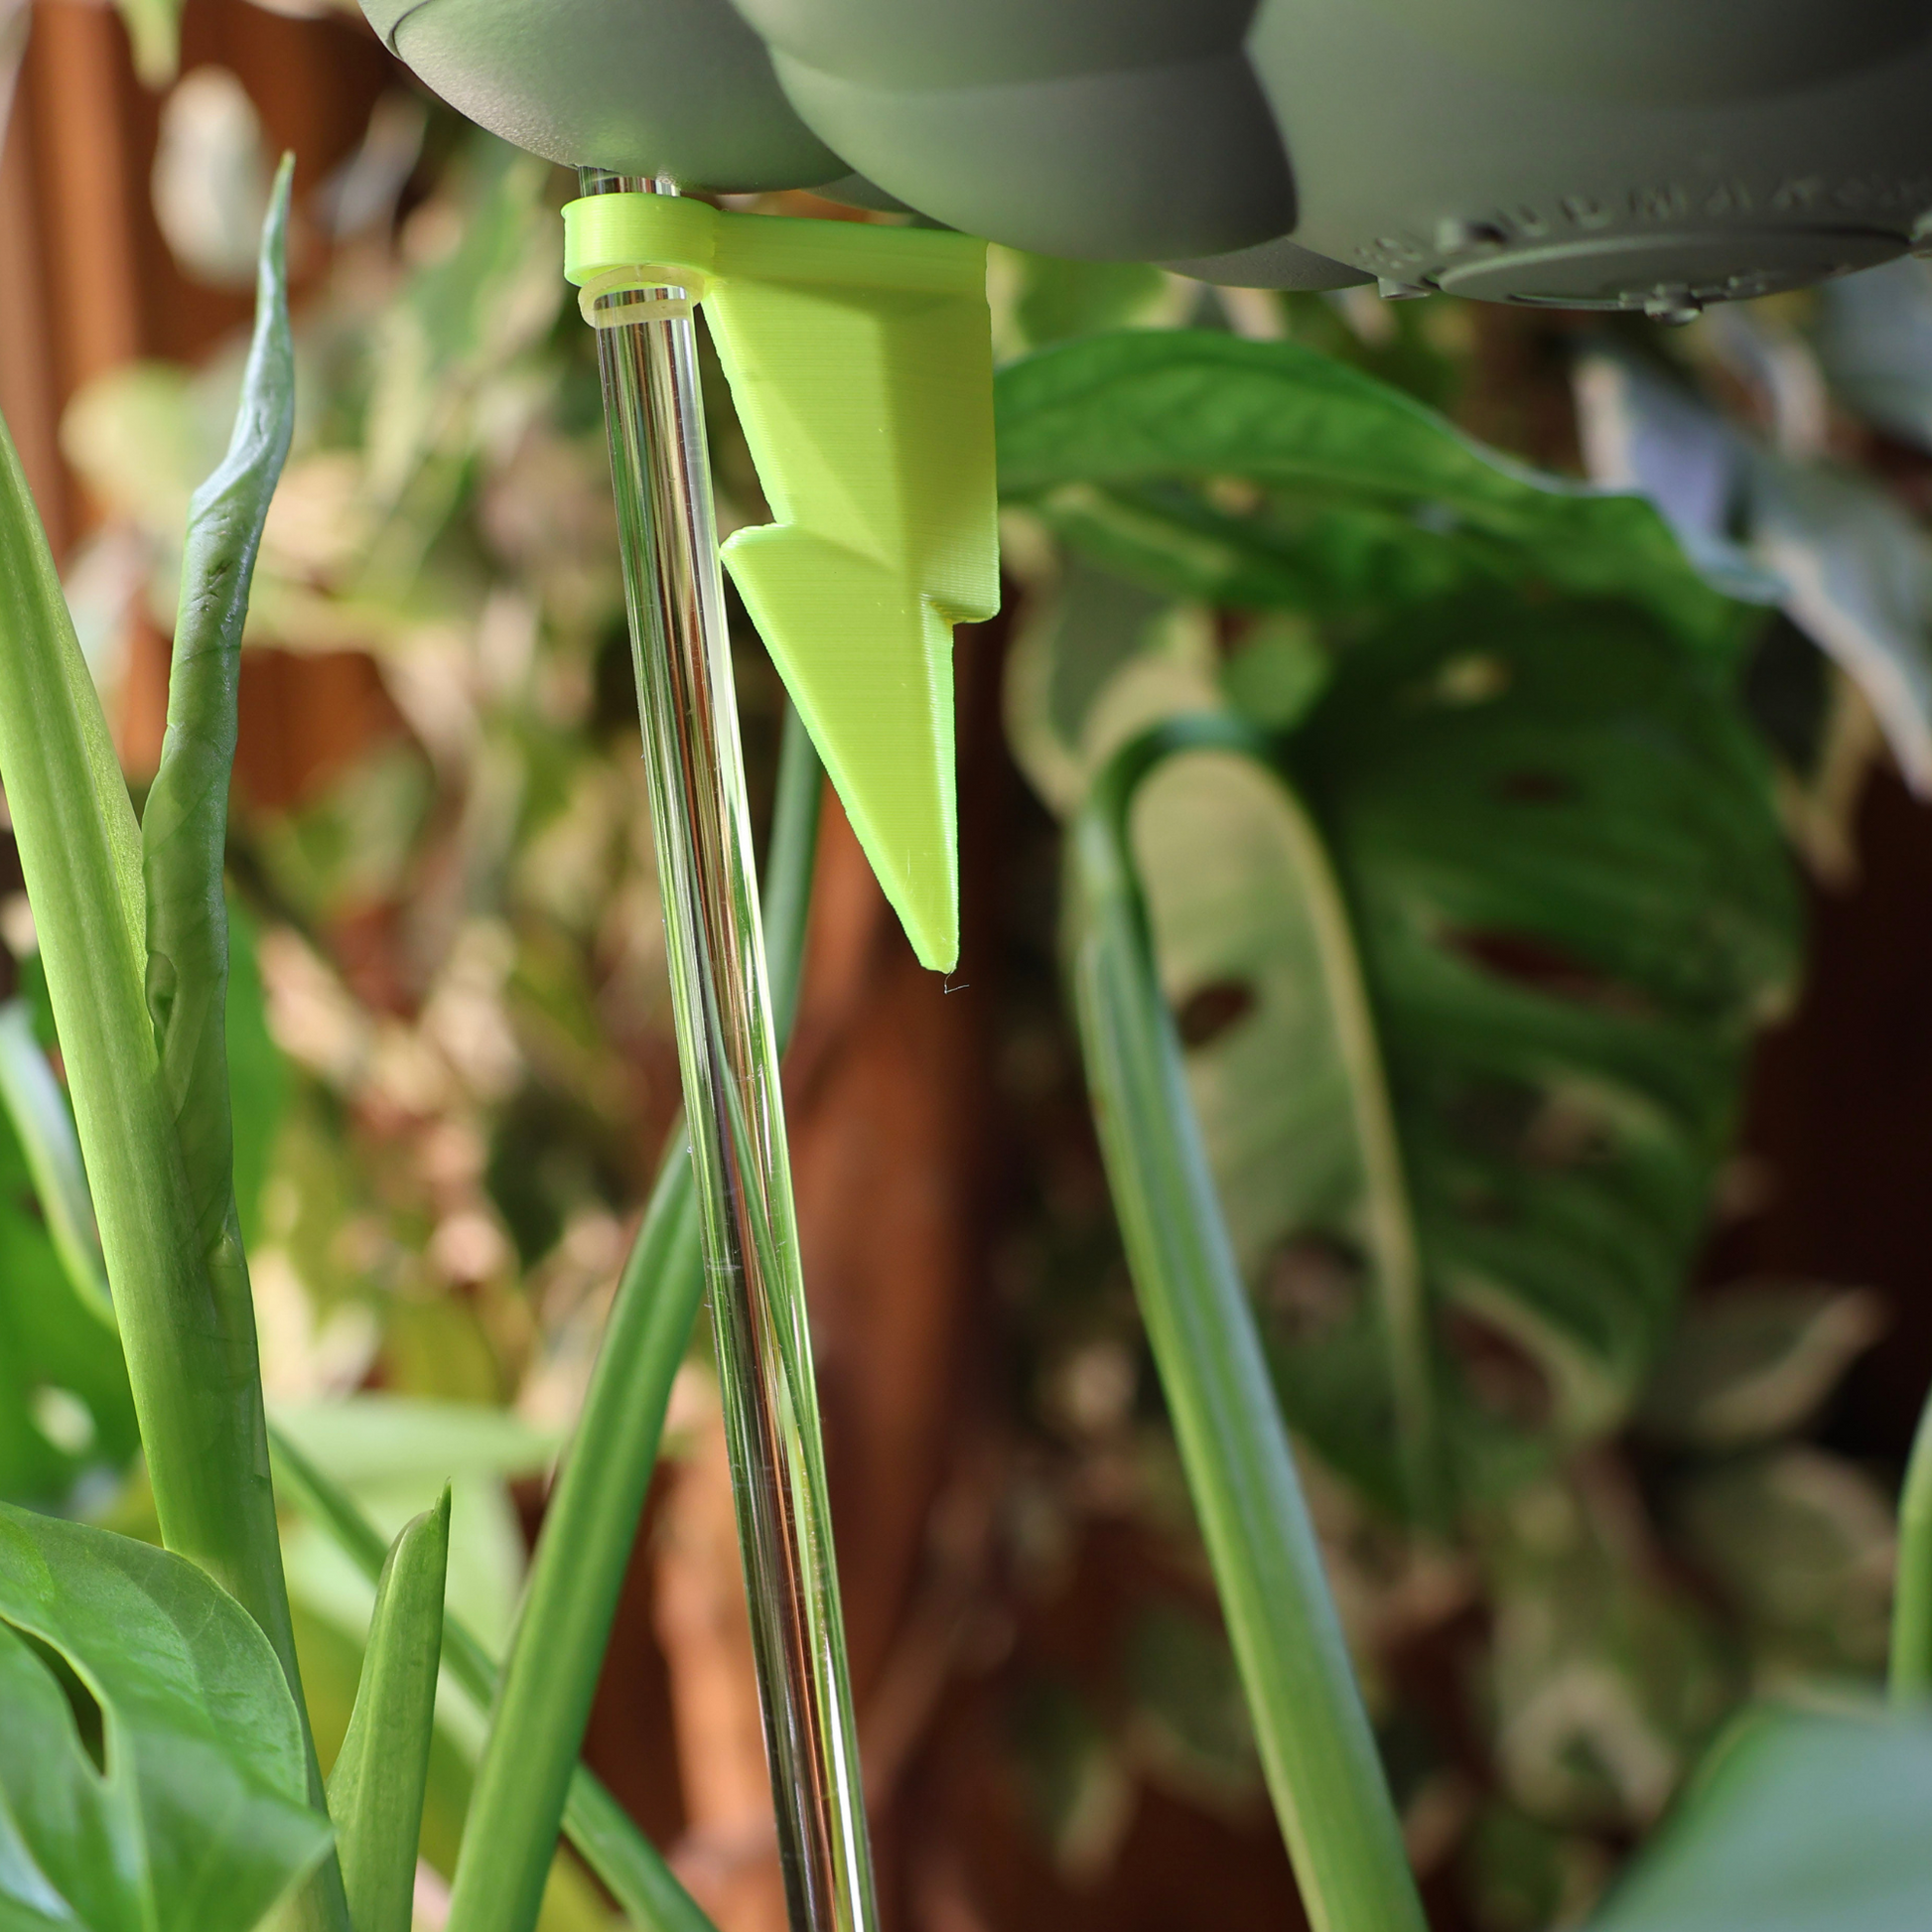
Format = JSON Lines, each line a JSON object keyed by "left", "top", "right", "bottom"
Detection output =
{"left": 328, "top": 1487, "right": 451, "bottom": 1932}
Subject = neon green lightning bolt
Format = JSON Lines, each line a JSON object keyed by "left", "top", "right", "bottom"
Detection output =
{"left": 564, "top": 195, "right": 999, "bottom": 973}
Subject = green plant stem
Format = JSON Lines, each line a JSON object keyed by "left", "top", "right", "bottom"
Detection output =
{"left": 1891, "top": 1383, "right": 1932, "bottom": 1703}
{"left": 442, "top": 702, "right": 822, "bottom": 1932}
{"left": 269, "top": 1429, "right": 713, "bottom": 1932}
{"left": 1068, "top": 717, "right": 1427, "bottom": 1932}
{"left": 1, "top": 167, "right": 345, "bottom": 1932}
{"left": 763, "top": 701, "right": 826, "bottom": 1046}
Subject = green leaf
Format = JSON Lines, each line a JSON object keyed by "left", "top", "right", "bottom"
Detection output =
{"left": 112, "top": 0, "right": 184, "bottom": 86}
{"left": 996, "top": 331, "right": 1741, "bottom": 649}
{"left": 0, "top": 1007, "right": 137, "bottom": 1506}
{"left": 1636, "top": 1287, "right": 1885, "bottom": 1449}
{"left": 3, "top": 159, "right": 345, "bottom": 1932}
{"left": 143, "top": 153, "right": 296, "bottom": 1274}
{"left": 1270, "top": 597, "right": 1798, "bottom": 1502}
{"left": 1483, "top": 1472, "right": 1735, "bottom": 1831}
{"left": 1068, "top": 718, "right": 1428, "bottom": 1932}
{"left": 269, "top": 1427, "right": 719, "bottom": 1932}
{"left": 0, "top": 1000, "right": 109, "bottom": 1312}
{"left": 1056, "top": 593, "right": 1799, "bottom": 1513}
{"left": 225, "top": 905, "right": 290, "bottom": 1248}
{"left": 1672, "top": 1449, "right": 1895, "bottom": 1679}
{"left": 1593, "top": 1707, "right": 1932, "bottom": 1932}
{"left": 270, "top": 1397, "right": 559, "bottom": 1491}
{"left": 1577, "top": 345, "right": 1932, "bottom": 796}
{"left": 0, "top": 1502, "right": 332, "bottom": 1932}
{"left": 328, "top": 1491, "right": 450, "bottom": 1932}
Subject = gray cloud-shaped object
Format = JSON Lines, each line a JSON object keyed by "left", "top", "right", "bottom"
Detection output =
{"left": 366, "top": 0, "right": 1932, "bottom": 307}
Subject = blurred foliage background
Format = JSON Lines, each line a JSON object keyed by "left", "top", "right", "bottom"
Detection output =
{"left": 8, "top": 5, "right": 1932, "bottom": 1931}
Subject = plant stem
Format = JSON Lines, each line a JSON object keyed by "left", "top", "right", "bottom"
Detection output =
{"left": 1069, "top": 718, "right": 1428, "bottom": 1932}
{"left": 1891, "top": 1382, "right": 1932, "bottom": 1703}
{"left": 1, "top": 172, "right": 346, "bottom": 1932}
{"left": 270, "top": 1427, "right": 715, "bottom": 1932}
{"left": 443, "top": 690, "right": 824, "bottom": 1932}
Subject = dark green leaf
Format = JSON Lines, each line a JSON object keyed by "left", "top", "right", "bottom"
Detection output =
{"left": 996, "top": 332, "right": 1741, "bottom": 648}
{"left": 328, "top": 1491, "right": 449, "bottom": 1932}
{"left": 1275, "top": 598, "right": 1797, "bottom": 1504}
{"left": 0, "top": 1006, "right": 137, "bottom": 1506}
{"left": 1073, "top": 598, "right": 1798, "bottom": 1514}
{"left": 0, "top": 1502, "right": 332, "bottom": 1932}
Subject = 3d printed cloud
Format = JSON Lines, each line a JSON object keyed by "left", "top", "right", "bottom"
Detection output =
{"left": 365, "top": 0, "right": 1932, "bottom": 310}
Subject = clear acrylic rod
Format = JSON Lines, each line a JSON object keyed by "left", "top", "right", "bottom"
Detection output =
{"left": 580, "top": 167, "right": 878, "bottom": 1932}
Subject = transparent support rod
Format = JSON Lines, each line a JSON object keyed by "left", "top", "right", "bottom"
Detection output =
{"left": 580, "top": 168, "right": 878, "bottom": 1932}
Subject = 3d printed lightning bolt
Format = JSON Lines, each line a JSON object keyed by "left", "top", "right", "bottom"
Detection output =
{"left": 564, "top": 194, "right": 999, "bottom": 973}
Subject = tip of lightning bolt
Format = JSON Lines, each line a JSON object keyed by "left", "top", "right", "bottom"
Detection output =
{"left": 724, "top": 527, "right": 963, "bottom": 972}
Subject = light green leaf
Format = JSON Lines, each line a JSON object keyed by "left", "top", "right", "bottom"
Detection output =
{"left": 269, "top": 1426, "right": 719, "bottom": 1932}
{"left": 269, "top": 1397, "right": 559, "bottom": 1490}
{"left": 0, "top": 1502, "right": 332, "bottom": 1932}
{"left": 112, "top": 0, "right": 183, "bottom": 86}
{"left": 1594, "top": 1707, "right": 1932, "bottom": 1932}
{"left": 996, "top": 331, "right": 1741, "bottom": 650}
{"left": 328, "top": 1491, "right": 449, "bottom": 1932}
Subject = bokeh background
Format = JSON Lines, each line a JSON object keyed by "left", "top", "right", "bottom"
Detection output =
{"left": 7, "top": 5, "right": 1932, "bottom": 1929}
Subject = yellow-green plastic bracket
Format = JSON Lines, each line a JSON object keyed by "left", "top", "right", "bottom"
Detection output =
{"left": 564, "top": 194, "right": 1000, "bottom": 973}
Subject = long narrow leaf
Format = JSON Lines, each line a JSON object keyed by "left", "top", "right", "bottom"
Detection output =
{"left": 268, "top": 1426, "right": 715, "bottom": 1932}
{"left": 329, "top": 1490, "right": 452, "bottom": 1932}
{"left": 0, "top": 997, "right": 110, "bottom": 1311}
{"left": 1068, "top": 718, "right": 1427, "bottom": 1932}
{"left": 266, "top": 707, "right": 820, "bottom": 1932}
{"left": 0, "top": 159, "right": 347, "bottom": 1932}
{"left": 1892, "top": 1391, "right": 1932, "bottom": 1703}
{"left": 447, "top": 703, "right": 821, "bottom": 1932}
